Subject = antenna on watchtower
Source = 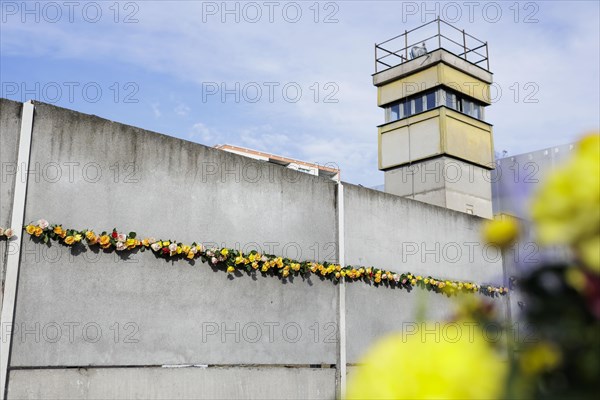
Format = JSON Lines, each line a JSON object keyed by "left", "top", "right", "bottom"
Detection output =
{"left": 410, "top": 42, "right": 427, "bottom": 59}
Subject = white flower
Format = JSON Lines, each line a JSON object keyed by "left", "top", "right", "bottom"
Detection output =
{"left": 211, "top": 257, "right": 218, "bottom": 264}
{"left": 117, "top": 233, "right": 127, "bottom": 242}
{"left": 37, "top": 219, "right": 49, "bottom": 229}
{"left": 116, "top": 242, "right": 126, "bottom": 251}
{"left": 168, "top": 243, "right": 178, "bottom": 252}
{"left": 206, "top": 250, "right": 214, "bottom": 257}
{"left": 151, "top": 242, "right": 162, "bottom": 252}
{"left": 261, "top": 255, "right": 268, "bottom": 262}
{"left": 0, "top": 227, "right": 4, "bottom": 236}
{"left": 147, "top": 237, "right": 156, "bottom": 244}
{"left": 4, "top": 228, "right": 14, "bottom": 238}
{"left": 189, "top": 247, "right": 197, "bottom": 254}
{"left": 393, "top": 274, "right": 400, "bottom": 282}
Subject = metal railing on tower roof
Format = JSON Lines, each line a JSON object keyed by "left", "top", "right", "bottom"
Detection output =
{"left": 375, "top": 17, "right": 490, "bottom": 73}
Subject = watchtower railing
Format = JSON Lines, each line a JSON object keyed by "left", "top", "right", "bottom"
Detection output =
{"left": 375, "top": 18, "right": 490, "bottom": 73}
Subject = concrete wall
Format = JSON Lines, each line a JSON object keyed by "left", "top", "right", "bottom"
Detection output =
{"left": 343, "top": 184, "right": 506, "bottom": 362}
{"left": 0, "top": 99, "right": 23, "bottom": 314}
{"left": 7, "top": 367, "right": 336, "bottom": 400}
{"left": 1, "top": 100, "right": 507, "bottom": 399}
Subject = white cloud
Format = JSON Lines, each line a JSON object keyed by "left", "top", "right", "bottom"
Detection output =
{"left": 150, "top": 102, "right": 161, "bottom": 118}
{"left": 174, "top": 103, "right": 190, "bottom": 116}
{"left": 189, "top": 122, "right": 219, "bottom": 144}
{"left": 1, "top": 1, "right": 598, "bottom": 185}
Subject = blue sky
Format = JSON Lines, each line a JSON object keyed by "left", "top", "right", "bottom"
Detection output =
{"left": 1, "top": 0, "right": 599, "bottom": 185}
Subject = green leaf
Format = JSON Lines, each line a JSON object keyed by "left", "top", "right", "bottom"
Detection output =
{"left": 129, "top": 232, "right": 136, "bottom": 238}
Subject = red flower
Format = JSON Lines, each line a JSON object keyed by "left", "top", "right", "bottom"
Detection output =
{"left": 112, "top": 231, "right": 118, "bottom": 239}
{"left": 162, "top": 247, "right": 169, "bottom": 254}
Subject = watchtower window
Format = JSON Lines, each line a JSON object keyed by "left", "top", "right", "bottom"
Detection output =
{"left": 384, "top": 88, "right": 485, "bottom": 123}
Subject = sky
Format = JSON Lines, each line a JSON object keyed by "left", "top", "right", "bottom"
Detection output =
{"left": 1, "top": 0, "right": 599, "bottom": 186}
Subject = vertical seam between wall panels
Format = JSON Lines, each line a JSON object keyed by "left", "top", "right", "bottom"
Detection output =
{"left": 337, "top": 180, "right": 346, "bottom": 397}
{"left": 0, "top": 103, "right": 24, "bottom": 322}
{"left": 0, "top": 101, "right": 34, "bottom": 400}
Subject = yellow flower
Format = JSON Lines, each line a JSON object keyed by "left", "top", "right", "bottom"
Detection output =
{"left": 34, "top": 226, "right": 43, "bottom": 237}
{"left": 186, "top": 252, "right": 195, "bottom": 260}
{"left": 26, "top": 225, "right": 36, "bottom": 235}
{"left": 73, "top": 234, "right": 82, "bottom": 242}
{"left": 53, "top": 226, "right": 63, "bottom": 236}
{"left": 126, "top": 238, "right": 136, "bottom": 249}
{"left": 85, "top": 231, "right": 96, "bottom": 241}
{"left": 520, "top": 342, "right": 561, "bottom": 376}
{"left": 221, "top": 248, "right": 229, "bottom": 256}
{"left": 176, "top": 246, "right": 183, "bottom": 254}
{"left": 577, "top": 235, "right": 600, "bottom": 274}
{"left": 346, "top": 321, "right": 507, "bottom": 399}
{"left": 251, "top": 261, "right": 259, "bottom": 269}
{"left": 235, "top": 255, "right": 245, "bottom": 265}
{"left": 424, "top": 278, "right": 430, "bottom": 284}
{"left": 411, "top": 279, "right": 417, "bottom": 285}
{"left": 227, "top": 266, "right": 235, "bottom": 274}
{"left": 335, "top": 272, "right": 341, "bottom": 279}
{"left": 64, "top": 236, "right": 75, "bottom": 245}
{"left": 162, "top": 241, "right": 170, "bottom": 247}
{"left": 565, "top": 268, "right": 587, "bottom": 292}
{"left": 141, "top": 238, "right": 150, "bottom": 246}
{"left": 482, "top": 216, "right": 519, "bottom": 248}
{"left": 283, "top": 270, "right": 290, "bottom": 278}
{"left": 531, "top": 133, "right": 599, "bottom": 273}
{"left": 99, "top": 235, "right": 111, "bottom": 248}
{"left": 261, "top": 265, "right": 268, "bottom": 272}
{"left": 181, "top": 245, "right": 191, "bottom": 254}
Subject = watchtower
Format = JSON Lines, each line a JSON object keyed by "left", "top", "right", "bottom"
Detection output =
{"left": 374, "top": 18, "right": 495, "bottom": 218}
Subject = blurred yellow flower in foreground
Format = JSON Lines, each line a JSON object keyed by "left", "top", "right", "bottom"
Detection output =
{"left": 519, "top": 342, "right": 562, "bottom": 376}
{"left": 482, "top": 216, "right": 519, "bottom": 248}
{"left": 346, "top": 321, "right": 507, "bottom": 399}
{"left": 531, "top": 133, "right": 600, "bottom": 274}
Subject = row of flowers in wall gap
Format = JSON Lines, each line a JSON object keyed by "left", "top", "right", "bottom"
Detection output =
{"left": 0, "top": 227, "right": 15, "bottom": 239}
{"left": 22, "top": 219, "right": 507, "bottom": 297}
